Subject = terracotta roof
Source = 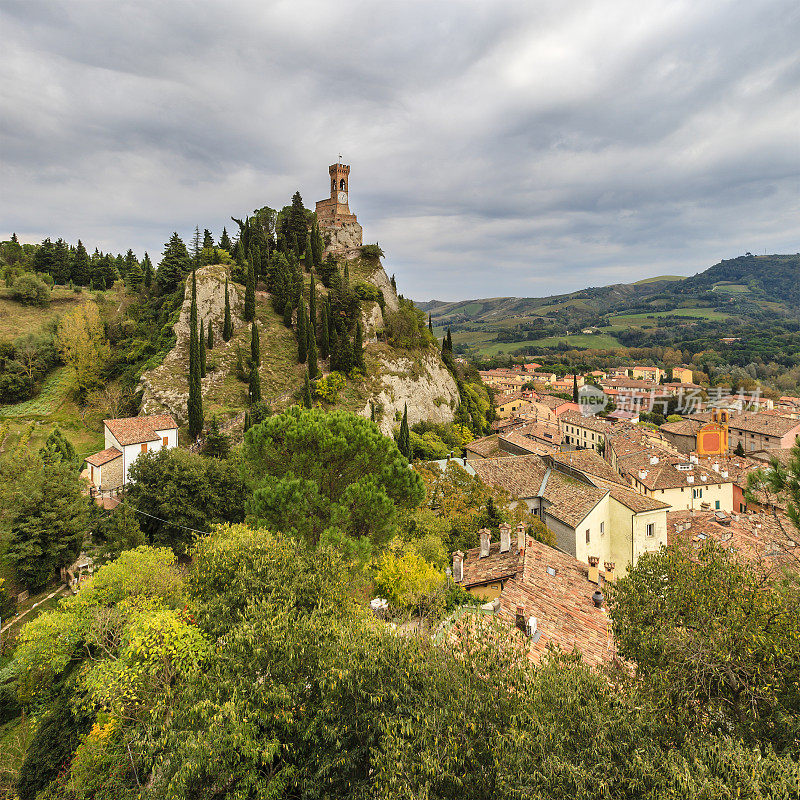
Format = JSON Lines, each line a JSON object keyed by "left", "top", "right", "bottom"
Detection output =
{"left": 499, "top": 430, "right": 556, "bottom": 455}
{"left": 749, "top": 448, "right": 796, "bottom": 466}
{"left": 465, "top": 434, "right": 506, "bottom": 458}
{"left": 516, "top": 421, "right": 562, "bottom": 445}
{"left": 660, "top": 418, "right": 702, "bottom": 436}
{"left": 667, "top": 510, "right": 798, "bottom": 572}
{"left": 619, "top": 450, "right": 732, "bottom": 491}
{"left": 592, "top": 478, "right": 670, "bottom": 513}
{"left": 104, "top": 414, "right": 177, "bottom": 446}
{"left": 85, "top": 446, "right": 122, "bottom": 466}
{"left": 500, "top": 538, "right": 612, "bottom": 666}
{"left": 549, "top": 450, "right": 625, "bottom": 485}
{"left": 559, "top": 409, "right": 614, "bottom": 434}
{"left": 471, "top": 455, "right": 549, "bottom": 498}
{"left": 728, "top": 412, "right": 800, "bottom": 438}
{"left": 536, "top": 394, "right": 572, "bottom": 410}
{"left": 460, "top": 539, "right": 523, "bottom": 587}
{"left": 542, "top": 472, "right": 607, "bottom": 527}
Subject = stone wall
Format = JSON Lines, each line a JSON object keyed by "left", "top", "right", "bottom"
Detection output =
{"left": 323, "top": 221, "right": 363, "bottom": 257}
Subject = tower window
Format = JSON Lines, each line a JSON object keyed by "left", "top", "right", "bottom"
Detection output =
{"left": 340, "top": 178, "right": 346, "bottom": 191}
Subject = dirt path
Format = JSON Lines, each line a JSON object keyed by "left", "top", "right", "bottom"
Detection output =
{"left": 1, "top": 586, "right": 66, "bottom": 635}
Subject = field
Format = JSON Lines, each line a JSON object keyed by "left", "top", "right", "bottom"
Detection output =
{"left": 633, "top": 275, "right": 686, "bottom": 285}
{"left": 446, "top": 328, "right": 620, "bottom": 355}
{"left": 608, "top": 307, "right": 731, "bottom": 325}
{"left": 0, "top": 286, "right": 83, "bottom": 340}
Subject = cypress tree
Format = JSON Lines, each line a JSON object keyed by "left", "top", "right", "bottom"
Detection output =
{"left": 192, "top": 225, "right": 202, "bottom": 268}
{"left": 309, "top": 271, "right": 317, "bottom": 333}
{"left": 244, "top": 257, "right": 255, "bottom": 321}
{"left": 303, "top": 233, "right": 313, "bottom": 270}
{"left": 250, "top": 320, "right": 260, "bottom": 369}
{"left": 572, "top": 374, "right": 578, "bottom": 404}
{"left": 370, "top": 401, "right": 376, "bottom": 423}
{"left": 249, "top": 359, "right": 262, "bottom": 405}
{"left": 398, "top": 404, "right": 411, "bottom": 460}
{"left": 390, "top": 274, "right": 397, "bottom": 291}
{"left": 297, "top": 299, "right": 307, "bottom": 363}
{"left": 283, "top": 299, "right": 293, "bottom": 328}
{"left": 343, "top": 261, "right": 350, "bottom": 287}
{"left": 308, "top": 322, "right": 318, "bottom": 379}
{"left": 219, "top": 227, "right": 232, "bottom": 252}
{"left": 71, "top": 239, "right": 91, "bottom": 286}
{"left": 302, "top": 370, "right": 313, "bottom": 409}
{"left": 311, "top": 219, "right": 323, "bottom": 267}
{"left": 243, "top": 411, "right": 251, "bottom": 433}
{"left": 142, "top": 252, "right": 153, "bottom": 288}
{"left": 319, "top": 303, "right": 329, "bottom": 359}
{"left": 207, "top": 322, "right": 214, "bottom": 350}
{"left": 354, "top": 320, "right": 365, "bottom": 371}
{"left": 223, "top": 277, "right": 233, "bottom": 341}
{"left": 289, "top": 190, "right": 307, "bottom": 251}
{"left": 188, "top": 270, "right": 203, "bottom": 439}
{"left": 200, "top": 320, "right": 207, "bottom": 378}
{"left": 428, "top": 314, "right": 433, "bottom": 334}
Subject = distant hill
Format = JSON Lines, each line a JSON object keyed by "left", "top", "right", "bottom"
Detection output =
{"left": 421, "top": 254, "right": 800, "bottom": 358}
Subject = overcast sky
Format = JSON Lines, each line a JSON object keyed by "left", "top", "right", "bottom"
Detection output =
{"left": 2, "top": 0, "right": 799, "bottom": 300}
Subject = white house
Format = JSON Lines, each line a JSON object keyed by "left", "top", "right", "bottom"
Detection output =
{"left": 84, "top": 414, "right": 178, "bottom": 491}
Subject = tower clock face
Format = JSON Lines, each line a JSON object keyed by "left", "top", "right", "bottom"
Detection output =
{"left": 337, "top": 191, "right": 348, "bottom": 203}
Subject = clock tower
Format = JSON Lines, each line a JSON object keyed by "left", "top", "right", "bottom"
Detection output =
{"left": 315, "top": 159, "right": 362, "bottom": 253}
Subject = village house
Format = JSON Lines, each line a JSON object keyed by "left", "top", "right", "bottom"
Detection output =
{"left": 464, "top": 434, "right": 508, "bottom": 461}
{"left": 550, "top": 374, "right": 585, "bottom": 393}
{"left": 84, "top": 414, "right": 178, "bottom": 492}
{"left": 495, "top": 393, "right": 536, "bottom": 419}
{"left": 470, "top": 453, "right": 669, "bottom": 575}
{"left": 659, "top": 417, "right": 703, "bottom": 454}
{"left": 559, "top": 409, "right": 613, "bottom": 454}
{"left": 727, "top": 412, "right": 800, "bottom": 453}
{"left": 531, "top": 394, "right": 580, "bottom": 424}
{"left": 631, "top": 365, "right": 663, "bottom": 383}
{"left": 775, "top": 396, "right": 800, "bottom": 418}
{"left": 452, "top": 527, "right": 613, "bottom": 666}
{"left": 671, "top": 366, "right": 694, "bottom": 384}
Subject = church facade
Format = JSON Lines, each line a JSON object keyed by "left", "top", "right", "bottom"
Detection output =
{"left": 315, "top": 161, "right": 363, "bottom": 254}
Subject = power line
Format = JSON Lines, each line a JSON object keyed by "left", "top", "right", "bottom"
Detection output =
{"left": 109, "top": 495, "right": 211, "bottom": 536}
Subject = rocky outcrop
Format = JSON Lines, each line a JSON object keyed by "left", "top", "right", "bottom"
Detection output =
{"left": 368, "top": 262, "right": 399, "bottom": 313}
{"left": 139, "top": 265, "right": 242, "bottom": 421}
{"left": 362, "top": 351, "right": 460, "bottom": 436}
{"left": 324, "top": 221, "right": 363, "bottom": 257}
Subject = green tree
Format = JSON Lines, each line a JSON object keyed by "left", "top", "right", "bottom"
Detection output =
{"left": 397, "top": 403, "right": 411, "bottom": 460}
{"left": 308, "top": 322, "right": 319, "bottom": 379}
{"left": 219, "top": 227, "right": 232, "bottom": 252}
{"left": 203, "top": 228, "right": 214, "bottom": 249}
{"left": 125, "top": 250, "right": 142, "bottom": 289}
{"left": 311, "top": 218, "right": 323, "bottom": 267}
{"left": 207, "top": 320, "right": 214, "bottom": 350}
{"left": 243, "top": 257, "right": 255, "bottom": 322}
{"left": 249, "top": 322, "right": 262, "bottom": 405}
{"left": 223, "top": 276, "right": 233, "bottom": 341}
{"left": 96, "top": 501, "right": 145, "bottom": 560}
{"left": 289, "top": 190, "right": 307, "bottom": 252}
{"left": 244, "top": 407, "right": 425, "bottom": 559}
{"left": 71, "top": 239, "right": 91, "bottom": 286}
{"left": 7, "top": 457, "right": 91, "bottom": 591}
{"left": 199, "top": 319, "right": 207, "bottom": 378}
{"left": 283, "top": 298, "right": 293, "bottom": 328}
{"left": 39, "top": 426, "right": 77, "bottom": 466}
{"left": 735, "top": 440, "right": 745, "bottom": 456}
{"left": 157, "top": 232, "right": 190, "bottom": 294}
{"left": 354, "top": 319, "right": 365, "bottom": 371}
{"left": 309, "top": 270, "right": 317, "bottom": 332}
{"left": 141, "top": 251, "right": 153, "bottom": 288}
{"left": 126, "top": 449, "right": 245, "bottom": 555}
{"left": 52, "top": 238, "right": 71, "bottom": 284}
{"left": 297, "top": 299, "right": 307, "bottom": 363}
{"left": 302, "top": 369, "right": 313, "bottom": 408}
{"left": 204, "top": 415, "right": 231, "bottom": 459}
{"left": 573, "top": 374, "right": 579, "bottom": 403}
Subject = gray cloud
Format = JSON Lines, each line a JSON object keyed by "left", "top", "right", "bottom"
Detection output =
{"left": 1, "top": 0, "right": 799, "bottom": 300}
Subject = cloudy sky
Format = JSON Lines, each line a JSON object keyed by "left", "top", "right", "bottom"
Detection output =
{"left": 2, "top": 0, "right": 799, "bottom": 300}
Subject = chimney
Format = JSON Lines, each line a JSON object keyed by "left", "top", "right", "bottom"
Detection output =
{"left": 687, "top": 475, "right": 695, "bottom": 484}
{"left": 587, "top": 555, "right": 600, "bottom": 584}
{"left": 604, "top": 561, "right": 615, "bottom": 582}
{"left": 639, "top": 469, "right": 648, "bottom": 480}
{"left": 649, "top": 455, "right": 659, "bottom": 465}
{"left": 721, "top": 469, "right": 728, "bottom": 478}
{"left": 516, "top": 522, "right": 526, "bottom": 552}
{"left": 515, "top": 604, "right": 526, "bottom": 633}
{"left": 690, "top": 454, "right": 698, "bottom": 464}
{"left": 452, "top": 551, "right": 464, "bottom": 582}
{"left": 499, "top": 523, "right": 511, "bottom": 553}
{"left": 712, "top": 462, "right": 720, "bottom": 472}
{"left": 479, "top": 528, "right": 491, "bottom": 558}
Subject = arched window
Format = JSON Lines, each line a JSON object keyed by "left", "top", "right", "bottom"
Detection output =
{"left": 340, "top": 178, "right": 346, "bottom": 191}
{"left": 331, "top": 178, "right": 336, "bottom": 192}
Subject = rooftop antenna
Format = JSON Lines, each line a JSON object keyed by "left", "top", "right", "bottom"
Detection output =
{"left": 338, "top": 152, "right": 343, "bottom": 163}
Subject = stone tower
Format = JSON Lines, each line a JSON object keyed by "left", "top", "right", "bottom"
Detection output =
{"left": 315, "top": 161, "right": 362, "bottom": 254}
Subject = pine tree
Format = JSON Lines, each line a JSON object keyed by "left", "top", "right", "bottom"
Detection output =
{"left": 302, "top": 370, "right": 313, "bottom": 409}
{"left": 572, "top": 374, "right": 578, "bottom": 404}
{"left": 51, "top": 238, "right": 70, "bottom": 285}
{"left": 123, "top": 249, "right": 138, "bottom": 283}
{"left": 283, "top": 299, "right": 293, "bottom": 328}
{"left": 126, "top": 253, "right": 143, "bottom": 289}
{"left": 308, "top": 322, "right": 319, "bottom": 379}
{"left": 203, "top": 229, "right": 214, "bottom": 249}
{"left": 428, "top": 314, "right": 433, "bottom": 334}
{"left": 223, "top": 277, "right": 233, "bottom": 341}
{"left": 250, "top": 320, "right": 260, "bottom": 370}
{"left": 192, "top": 225, "right": 202, "bottom": 268}
{"left": 303, "top": 232, "right": 313, "bottom": 270}
{"left": 398, "top": 403, "right": 411, "bottom": 460}
{"left": 446, "top": 328, "right": 453, "bottom": 352}
{"left": 390, "top": 273, "right": 397, "bottom": 291}
{"left": 142, "top": 252, "right": 153, "bottom": 288}
{"left": 11, "top": 232, "right": 18, "bottom": 243}
{"left": 71, "top": 239, "right": 91, "bottom": 286}
{"left": 244, "top": 257, "right": 256, "bottom": 322}
{"left": 289, "top": 190, "right": 307, "bottom": 251}
{"left": 187, "top": 269, "right": 203, "bottom": 439}
{"left": 157, "top": 232, "right": 190, "bottom": 293}
{"left": 354, "top": 320, "right": 365, "bottom": 371}
{"left": 319, "top": 302, "right": 330, "bottom": 359}
{"left": 297, "top": 299, "right": 307, "bottom": 363}
{"left": 219, "top": 227, "right": 232, "bottom": 252}
{"left": 200, "top": 320, "right": 207, "bottom": 378}
{"left": 203, "top": 415, "right": 230, "bottom": 458}
{"left": 311, "top": 219, "right": 323, "bottom": 267}
{"left": 207, "top": 322, "right": 214, "bottom": 350}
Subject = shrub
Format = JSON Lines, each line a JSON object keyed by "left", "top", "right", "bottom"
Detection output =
{"left": 360, "top": 243, "right": 384, "bottom": 260}
{"left": 313, "top": 371, "right": 347, "bottom": 404}
{"left": 12, "top": 273, "right": 51, "bottom": 306}
{"left": 353, "top": 281, "right": 385, "bottom": 310}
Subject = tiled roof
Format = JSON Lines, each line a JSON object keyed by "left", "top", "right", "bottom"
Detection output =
{"left": 516, "top": 421, "right": 562, "bottom": 444}
{"left": 619, "top": 451, "right": 731, "bottom": 490}
{"left": 499, "top": 430, "right": 549, "bottom": 454}
{"left": 85, "top": 446, "right": 122, "bottom": 466}
{"left": 536, "top": 394, "right": 572, "bottom": 410}
{"left": 471, "top": 455, "right": 549, "bottom": 498}
{"left": 549, "top": 450, "right": 625, "bottom": 485}
{"left": 559, "top": 409, "right": 613, "bottom": 434}
{"left": 465, "top": 434, "right": 506, "bottom": 458}
{"left": 728, "top": 412, "right": 800, "bottom": 437}
{"left": 660, "top": 418, "right": 702, "bottom": 436}
{"left": 460, "top": 540, "right": 523, "bottom": 587}
{"left": 667, "top": 510, "right": 798, "bottom": 572}
{"left": 104, "top": 414, "right": 177, "bottom": 446}
{"left": 750, "top": 448, "right": 796, "bottom": 466}
{"left": 500, "top": 538, "right": 612, "bottom": 666}
{"left": 591, "top": 478, "right": 670, "bottom": 513}
{"left": 542, "top": 471, "right": 607, "bottom": 528}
